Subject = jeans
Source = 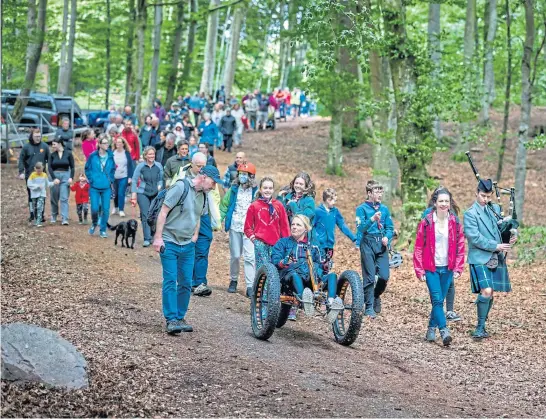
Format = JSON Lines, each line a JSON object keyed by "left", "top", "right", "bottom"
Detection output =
{"left": 160, "top": 241, "right": 195, "bottom": 321}
{"left": 90, "top": 187, "right": 111, "bottom": 233}
{"left": 113, "top": 177, "right": 128, "bottom": 211}
{"left": 229, "top": 229, "right": 256, "bottom": 288}
{"left": 223, "top": 134, "right": 233, "bottom": 152}
{"left": 248, "top": 111, "right": 257, "bottom": 130}
{"left": 50, "top": 171, "right": 71, "bottom": 222}
{"left": 425, "top": 266, "right": 454, "bottom": 329}
{"left": 193, "top": 215, "right": 213, "bottom": 287}
{"left": 137, "top": 193, "right": 155, "bottom": 241}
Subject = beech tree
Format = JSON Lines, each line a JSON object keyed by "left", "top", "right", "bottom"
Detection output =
{"left": 200, "top": 0, "right": 220, "bottom": 96}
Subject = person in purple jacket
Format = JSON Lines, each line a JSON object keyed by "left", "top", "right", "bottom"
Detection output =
{"left": 153, "top": 100, "right": 167, "bottom": 121}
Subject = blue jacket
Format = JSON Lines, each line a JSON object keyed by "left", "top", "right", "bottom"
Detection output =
{"left": 198, "top": 121, "right": 219, "bottom": 145}
{"left": 85, "top": 150, "right": 116, "bottom": 190}
{"left": 271, "top": 236, "right": 324, "bottom": 281}
{"left": 355, "top": 201, "right": 394, "bottom": 245}
{"left": 464, "top": 201, "right": 502, "bottom": 265}
{"left": 188, "top": 95, "right": 202, "bottom": 110}
{"left": 219, "top": 184, "right": 258, "bottom": 232}
{"left": 313, "top": 203, "right": 356, "bottom": 249}
{"left": 279, "top": 193, "right": 316, "bottom": 223}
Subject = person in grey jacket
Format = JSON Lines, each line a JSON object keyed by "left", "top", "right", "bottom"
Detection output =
{"left": 219, "top": 108, "right": 237, "bottom": 153}
{"left": 464, "top": 179, "right": 517, "bottom": 340}
{"left": 131, "top": 146, "right": 164, "bottom": 247}
{"left": 55, "top": 118, "right": 74, "bottom": 151}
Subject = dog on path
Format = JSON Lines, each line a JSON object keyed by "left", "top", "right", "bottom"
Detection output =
{"left": 107, "top": 219, "right": 138, "bottom": 249}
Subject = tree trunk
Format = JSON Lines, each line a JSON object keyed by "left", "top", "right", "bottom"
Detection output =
{"left": 148, "top": 4, "right": 163, "bottom": 113}
{"left": 480, "top": 0, "right": 497, "bottom": 125}
{"left": 514, "top": 0, "right": 534, "bottom": 224}
{"left": 165, "top": 0, "right": 184, "bottom": 106}
{"left": 105, "top": 0, "right": 111, "bottom": 109}
{"left": 428, "top": 3, "right": 442, "bottom": 140}
{"left": 13, "top": 0, "right": 47, "bottom": 123}
{"left": 56, "top": 0, "right": 68, "bottom": 93}
{"left": 125, "top": 0, "right": 136, "bottom": 107}
{"left": 134, "top": 0, "right": 147, "bottom": 119}
{"left": 278, "top": 0, "right": 286, "bottom": 87}
{"left": 328, "top": 43, "right": 344, "bottom": 175}
{"left": 200, "top": 0, "right": 220, "bottom": 96}
{"left": 180, "top": 0, "right": 197, "bottom": 92}
{"left": 58, "top": 0, "right": 77, "bottom": 95}
{"left": 223, "top": 6, "right": 245, "bottom": 98}
{"left": 214, "top": 7, "right": 231, "bottom": 96}
{"left": 496, "top": 0, "right": 512, "bottom": 181}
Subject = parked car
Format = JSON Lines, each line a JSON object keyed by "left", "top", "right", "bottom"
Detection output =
{"left": 0, "top": 90, "right": 86, "bottom": 135}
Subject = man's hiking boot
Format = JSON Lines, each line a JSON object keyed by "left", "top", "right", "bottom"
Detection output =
{"left": 426, "top": 327, "right": 436, "bottom": 342}
{"left": 166, "top": 320, "right": 182, "bottom": 335}
{"left": 439, "top": 327, "right": 452, "bottom": 346}
{"left": 177, "top": 319, "right": 193, "bottom": 332}
{"left": 227, "top": 280, "right": 237, "bottom": 293}
{"left": 193, "top": 283, "right": 212, "bottom": 297}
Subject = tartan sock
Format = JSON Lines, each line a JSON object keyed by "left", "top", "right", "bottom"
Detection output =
{"left": 476, "top": 294, "right": 491, "bottom": 329}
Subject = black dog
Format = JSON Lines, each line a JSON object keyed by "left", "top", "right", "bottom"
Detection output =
{"left": 107, "top": 219, "right": 138, "bottom": 249}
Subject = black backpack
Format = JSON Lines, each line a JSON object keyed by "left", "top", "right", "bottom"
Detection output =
{"left": 147, "top": 177, "right": 191, "bottom": 236}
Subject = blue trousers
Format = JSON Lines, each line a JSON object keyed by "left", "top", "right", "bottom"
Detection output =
{"left": 193, "top": 214, "right": 212, "bottom": 287}
{"left": 161, "top": 241, "right": 195, "bottom": 321}
{"left": 425, "top": 266, "right": 453, "bottom": 329}
{"left": 113, "top": 177, "right": 128, "bottom": 211}
{"left": 89, "top": 187, "right": 111, "bottom": 233}
{"left": 285, "top": 272, "right": 337, "bottom": 299}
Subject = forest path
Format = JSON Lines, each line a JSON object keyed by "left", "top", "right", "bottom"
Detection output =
{"left": 2, "top": 116, "right": 545, "bottom": 417}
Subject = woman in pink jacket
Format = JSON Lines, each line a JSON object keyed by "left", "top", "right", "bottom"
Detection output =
{"left": 413, "top": 187, "right": 465, "bottom": 346}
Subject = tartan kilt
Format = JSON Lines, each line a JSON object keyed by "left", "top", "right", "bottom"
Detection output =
{"left": 470, "top": 253, "right": 511, "bottom": 293}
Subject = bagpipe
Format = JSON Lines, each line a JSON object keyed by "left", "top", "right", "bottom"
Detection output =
{"left": 465, "top": 151, "right": 519, "bottom": 243}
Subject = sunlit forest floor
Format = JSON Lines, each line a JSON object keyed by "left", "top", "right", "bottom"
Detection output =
{"left": 2, "top": 110, "right": 545, "bottom": 416}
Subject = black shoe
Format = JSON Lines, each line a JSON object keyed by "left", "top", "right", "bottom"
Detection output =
{"left": 166, "top": 320, "right": 182, "bottom": 335}
{"left": 177, "top": 319, "right": 193, "bottom": 332}
{"left": 246, "top": 287, "right": 252, "bottom": 298}
{"left": 227, "top": 280, "right": 237, "bottom": 293}
{"left": 373, "top": 297, "right": 382, "bottom": 314}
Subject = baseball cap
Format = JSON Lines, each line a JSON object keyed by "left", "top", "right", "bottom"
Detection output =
{"left": 199, "top": 165, "right": 222, "bottom": 183}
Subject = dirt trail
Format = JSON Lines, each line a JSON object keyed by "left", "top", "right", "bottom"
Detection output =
{"left": 2, "top": 115, "right": 545, "bottom": 417}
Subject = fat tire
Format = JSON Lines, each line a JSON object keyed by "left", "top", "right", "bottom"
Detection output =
{"left": 251, "top": 263, "right": 281, "bottom": 340}
{"left": 332, "top": 270, "right": 364, "bottom": 346}
{"left": 276, "top": 303, "right": 292, "bottom": 328}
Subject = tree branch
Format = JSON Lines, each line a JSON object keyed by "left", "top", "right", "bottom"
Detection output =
{"left": 530, "top": 18, "right": 546, "bottom": 87}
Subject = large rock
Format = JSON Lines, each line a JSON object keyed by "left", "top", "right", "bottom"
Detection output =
{"left": 1, "top": 323, "right": 88, "bottom": 389}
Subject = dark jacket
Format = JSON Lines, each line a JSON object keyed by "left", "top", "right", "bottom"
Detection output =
{"left": 85, "top": 150, "right": 116, "bottom": 190}
{"left": 55, "top": 128, "right": 74, "bottom": 151}
{"left": 49, "top": 150, "right": 75, "bottom": 179}
{"left": 18, "top": 141, "right": 50, "bottom": 177}
{"left": 219, "top": 115, "right": 237, "bottom": 135}
{"left": 271, "top": 236, "right": 324, "bottom": 282}
{"left": 258, "top": 98, "right": 269, "bottom": 112}
{"left": 139, "top": 126, "right": 159, "bottom": 149}
{"left": 154, "top": 143, "right": 177, "bottom": 167}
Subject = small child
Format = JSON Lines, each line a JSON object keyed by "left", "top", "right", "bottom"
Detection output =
{"left": 313, "top": 188, "right": 357, "bottom": 274}
{"left": 81, "top": 129, "right": 98, "bottom": 160}
{"left": 70, "top": 173, "right": 90, "bottom": 224}
{"left": 26, "top": 162, "right": 53, "bottom": 227}
{"left": 188, "top": 135, "right": 198, "bottom": 157}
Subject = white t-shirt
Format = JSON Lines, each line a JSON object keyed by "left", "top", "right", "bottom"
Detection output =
{"left": 113, "top": 150, "right": 128, "bottom": 179}
{"left": 231, "top": 187, "right": 253, "bottom": 233}
{"left": 433, "top": 212, "right": 449, "bottom": 266}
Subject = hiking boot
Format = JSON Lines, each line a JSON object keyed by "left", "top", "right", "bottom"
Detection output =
{"left": 166, "top": 320, "right": 182, "bottom": 335}
{"left": 193, "top": 283, "right": 212, "bottom": 297}
{"left": 373, "top": 297, "right": 382, "bottom": 314}
{"left": 227, "top": 280, "right": 237, "bottom": 293}
{"left": 426, "top": 327, "right": 436, "bottom": 342}
{"left": 88, "top": 224, "right": 97, "bottom": 235}
{"left": 326, "top": 297, "right": 344, "bottom": 324}
{"left": 177, "top": 319, "right": 193, "bottom": 332}
{"left": 246, "top": 287, "right": 252, "bottom": 299}
{"left": 446, "top": 311, "right": 461, "bottom": 322}
{"left": 439, "top": 327, "right": 452, "bottom": 346}
{"left": 301, "top": 288, "right": 314, "bottom": 317}
{"left": 472, "top": 326, "right": 488, "bottom": 340}
{"left": 288, "top": 306, "right": 297, "bottom": 321}
{"left": 364, "top": 308, "right": 377, "bottom": 319}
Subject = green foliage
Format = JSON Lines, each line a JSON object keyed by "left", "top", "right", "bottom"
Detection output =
{"left": 515, "top": 226, "right": 546, "bottom": 266}
{"left": 525, "top": 134, "right": 546, "bottom": 150}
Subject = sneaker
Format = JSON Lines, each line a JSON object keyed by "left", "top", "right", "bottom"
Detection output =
{"left": 191, "top": 286, "right": 197, "bottom": 294}
{"left": 288, "top": 306, "right": 297, "bottom": 321}
{"left": 50, "top": 217, "right": 57, "bottom": 224}
{"left": 166, "top": 320, "right": 182, "bottom": 335}
{"left": 301, "top": 288, "right": 315, "bottom": 316}
{"left": 112, "top": 208, "right": 118, "bottom": 215}
{"left": 88, "top": 224, "right": 97, "bottom": 235}
{"left": 177, "top": 319, "right": 193, "bottom": 332}
{"left": 426, "top": 327, "right": 436, "bottom": 342}
{"left": 439, "top": 327, "right": 452, "bottom": 346}
{"left": 446, "top": 311, "right": 462, "bottom": 322}
{"left": 472, "top": 326, "right": 488, "bottom": 340}
{"left": 143, "top": 240, "right": 150, "bottom": 247}
{"left": 119, "top": 211, "right": 126, "bottom": 217}
{"left": 326, "top": 297, "right": 344, "bottom": 324}
{"left": 99, "top": 231, "right": 108, "bottom": 238}
{"left": 193, "top": 283, "right": 213, "bottom": 297}
{"left": 83, "top": 219, "right": 89, "bottom": 225}
{"left": 246, "top": 287, "right": 252, "bottom": 298}
{"left": 62, "top": 220, "right": 69, "bottom": 225}
{"left": 364, "top": 308, "right": 377, "bottom": 319}
{"left": 36, "top": 222, "right": 43, "bottom": 228}
{"left": 227, "top": 280, "right": 237, "bottom": 293}
{"left": 78, "top": 220, "right": 83, "bottom": 225}
{"left": 373, "top": 297, "right": 382, "bottom": 314}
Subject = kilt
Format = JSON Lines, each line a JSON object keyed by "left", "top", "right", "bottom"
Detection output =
{"left": 470, "top": 253, "right": 511, "bottom": 293}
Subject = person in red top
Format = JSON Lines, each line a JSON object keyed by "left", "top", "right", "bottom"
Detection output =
{"left": 413, "top": 187, "right": 465, "bottom": 346}
{"left": 70, "top": 173, "right": 90, "bottom": 224}
{"left": 244, "top": 177, "right": 290, "bottom": 270}
{"left": 121, "top": 119, "right": 141, "bottom": 162}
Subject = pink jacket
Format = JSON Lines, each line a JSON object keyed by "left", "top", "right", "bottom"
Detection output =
{"left": 413, "top": 212, "right": 465, "bottom": 278}
{"left": 81, "top": 139, "right": 98, "bottom": 160}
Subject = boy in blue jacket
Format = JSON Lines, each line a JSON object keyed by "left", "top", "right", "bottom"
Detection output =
{"left": 313, "top": 188, "right": 356, "bottom": 274}
{"left": 356, "top": 180, "right": 394, "bottom": 318}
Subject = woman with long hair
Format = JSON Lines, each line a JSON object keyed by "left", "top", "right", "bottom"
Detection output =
{"left": 49, "top": 139, "right": 75, "bottom": 225}
{"left": 278, "top": 171, "right": 316, "bottom": 224}
{"left": 111, "top": 136, "right": 134, "bottom": 217}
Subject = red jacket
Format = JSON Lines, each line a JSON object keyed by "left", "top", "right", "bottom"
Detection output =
{"left": 122, "top": 129, "right": 140, "bottom": 161}
{"left": 244, "top": 199, "right": 290, "bottom": 246}
{"left": 413, "top": 212, "right": 465, "bottom": 279}
{"left": 70, "top": 182, "right": 90, "bottom": 205}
